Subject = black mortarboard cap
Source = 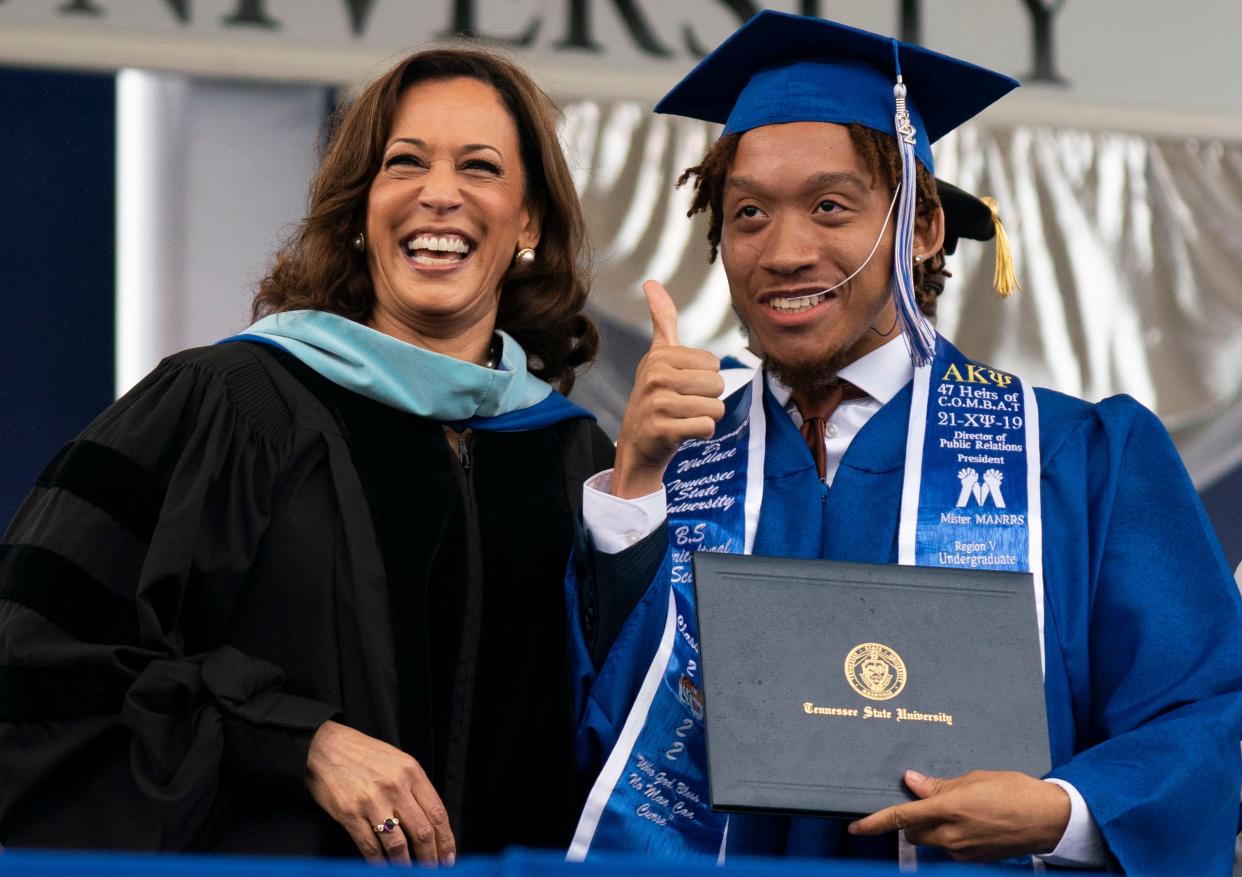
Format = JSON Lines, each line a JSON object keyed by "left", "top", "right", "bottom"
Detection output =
{"left": 937, "top": 179, "right": 997, "bottom": 255}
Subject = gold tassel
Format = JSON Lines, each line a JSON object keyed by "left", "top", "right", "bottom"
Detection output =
{"left": 980, "top": 196, "right": 1021, "bottom": 298}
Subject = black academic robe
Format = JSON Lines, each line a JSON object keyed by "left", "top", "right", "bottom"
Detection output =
{"left": 0, "top": 341, "right": 615, "bottom": 856}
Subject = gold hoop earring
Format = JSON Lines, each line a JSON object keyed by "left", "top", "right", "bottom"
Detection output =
{"left": 515, "top": 247, "right": 536, "bottom": 265}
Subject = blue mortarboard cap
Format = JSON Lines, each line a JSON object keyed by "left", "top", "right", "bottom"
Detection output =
{"left": 654, "top": 11, "right": 1019, "bottom": 173}
{"left": 656, "top": 11, "right": 1021, "bottom": 366}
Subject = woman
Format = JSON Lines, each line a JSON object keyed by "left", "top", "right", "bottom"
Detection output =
{"left": 0, "top": 47, "right": 615, "bottom": 864}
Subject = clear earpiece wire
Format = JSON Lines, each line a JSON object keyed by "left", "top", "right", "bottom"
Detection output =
{"left": 808, "top": 185, "right": 902, "bottom": 298}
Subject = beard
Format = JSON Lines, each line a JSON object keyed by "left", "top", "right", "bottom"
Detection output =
{"left": 762, "top": 347, "right": 855, "bottom": 393}
{"left": 736, "top": 309, "right": 857, "bottom": 392}
{"left": 733, "top": 305, "right": 853, "bottom": 392}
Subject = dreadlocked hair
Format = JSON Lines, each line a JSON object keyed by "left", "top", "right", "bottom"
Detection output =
{"left": 677, "top": 124, "right": 947, "bottom": 317}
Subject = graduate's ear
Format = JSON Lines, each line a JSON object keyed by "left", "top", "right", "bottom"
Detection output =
{"left": 914, "top": 203, "right": 945, "bottom": 260}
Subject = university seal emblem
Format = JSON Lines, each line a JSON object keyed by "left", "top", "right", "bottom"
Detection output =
{"left": 844, "top": 642, "right": 907, "bottom": 701}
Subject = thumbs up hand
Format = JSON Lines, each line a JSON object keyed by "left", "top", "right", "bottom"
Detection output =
{"left": 611, "top": 281, "right": 727, "bottom": 499}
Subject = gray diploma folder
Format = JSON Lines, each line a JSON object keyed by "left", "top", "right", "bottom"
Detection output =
{"left": 692, "top": 553, "right": 1050, "bottom": 817}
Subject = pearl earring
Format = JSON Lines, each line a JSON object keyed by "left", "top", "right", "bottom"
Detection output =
{"left": 515, "top": 247, "right": 536, "bottom": 265}
{"left": 913, "top": 253, "right": 923, "bottom": 264}
{"left": 352, "top": 232, "right": 365, "bottom": 252}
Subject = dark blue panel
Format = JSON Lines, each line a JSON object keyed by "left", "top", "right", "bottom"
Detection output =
{"left": 1200, "top": 463, "right": 1242, "bottom": 572}
{"left": 0, "top": 67, "right": 115, "bottom": 530}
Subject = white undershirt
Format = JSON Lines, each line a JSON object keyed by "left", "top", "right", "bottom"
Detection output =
{"left": 582, "top": 336, "right": 1106, "bottom": 867}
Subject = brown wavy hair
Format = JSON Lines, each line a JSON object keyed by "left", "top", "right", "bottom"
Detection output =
{"left": 676, "top": 124, "right": 946, "bottom": 316}
{"left": 252, "top": 46, "right": 597, "bottom": 393}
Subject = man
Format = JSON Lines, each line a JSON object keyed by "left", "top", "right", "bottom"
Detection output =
{"left": 569, "top": 11, "right": 1242, "bottom": 874}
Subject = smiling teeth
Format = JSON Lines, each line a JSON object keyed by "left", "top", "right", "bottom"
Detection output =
{"left": 770, "top": 291, "right": 828, "bottom": 312}
{"left": 406, "top": 234, "right": 470, "bottom": 255}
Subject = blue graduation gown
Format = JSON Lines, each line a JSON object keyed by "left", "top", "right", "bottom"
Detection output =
{"left": 581, "top": 378, "right": 1242, "bottom": 874}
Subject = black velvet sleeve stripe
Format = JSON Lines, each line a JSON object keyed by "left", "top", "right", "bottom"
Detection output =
{"left": 0, "top": 544, "right": 139, "bottom": 646}
{"left": 35, "top": 440, "right": 165, "bottom": 543}
{"left": 0, "top": 663, "right": 133, "bottom": 720}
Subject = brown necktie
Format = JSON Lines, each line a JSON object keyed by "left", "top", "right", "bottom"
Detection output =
{"left": 795, "top": 381, "right": 867, "bottom": 480}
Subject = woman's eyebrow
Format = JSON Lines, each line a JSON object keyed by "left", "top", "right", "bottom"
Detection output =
{"left": 387, "top": 138, "right": 503, "bottom": 159}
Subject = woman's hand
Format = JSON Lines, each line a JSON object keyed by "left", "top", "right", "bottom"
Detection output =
{"left": 612, "top": 280, "right": 726, "bottom": 499}
{"left": 307, "top": 720, "right": 456, "bottom": 866}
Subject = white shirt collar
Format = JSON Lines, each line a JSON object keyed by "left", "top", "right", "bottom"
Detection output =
{"left": 765, "top": 335, "right": 915, "bottom": 408}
